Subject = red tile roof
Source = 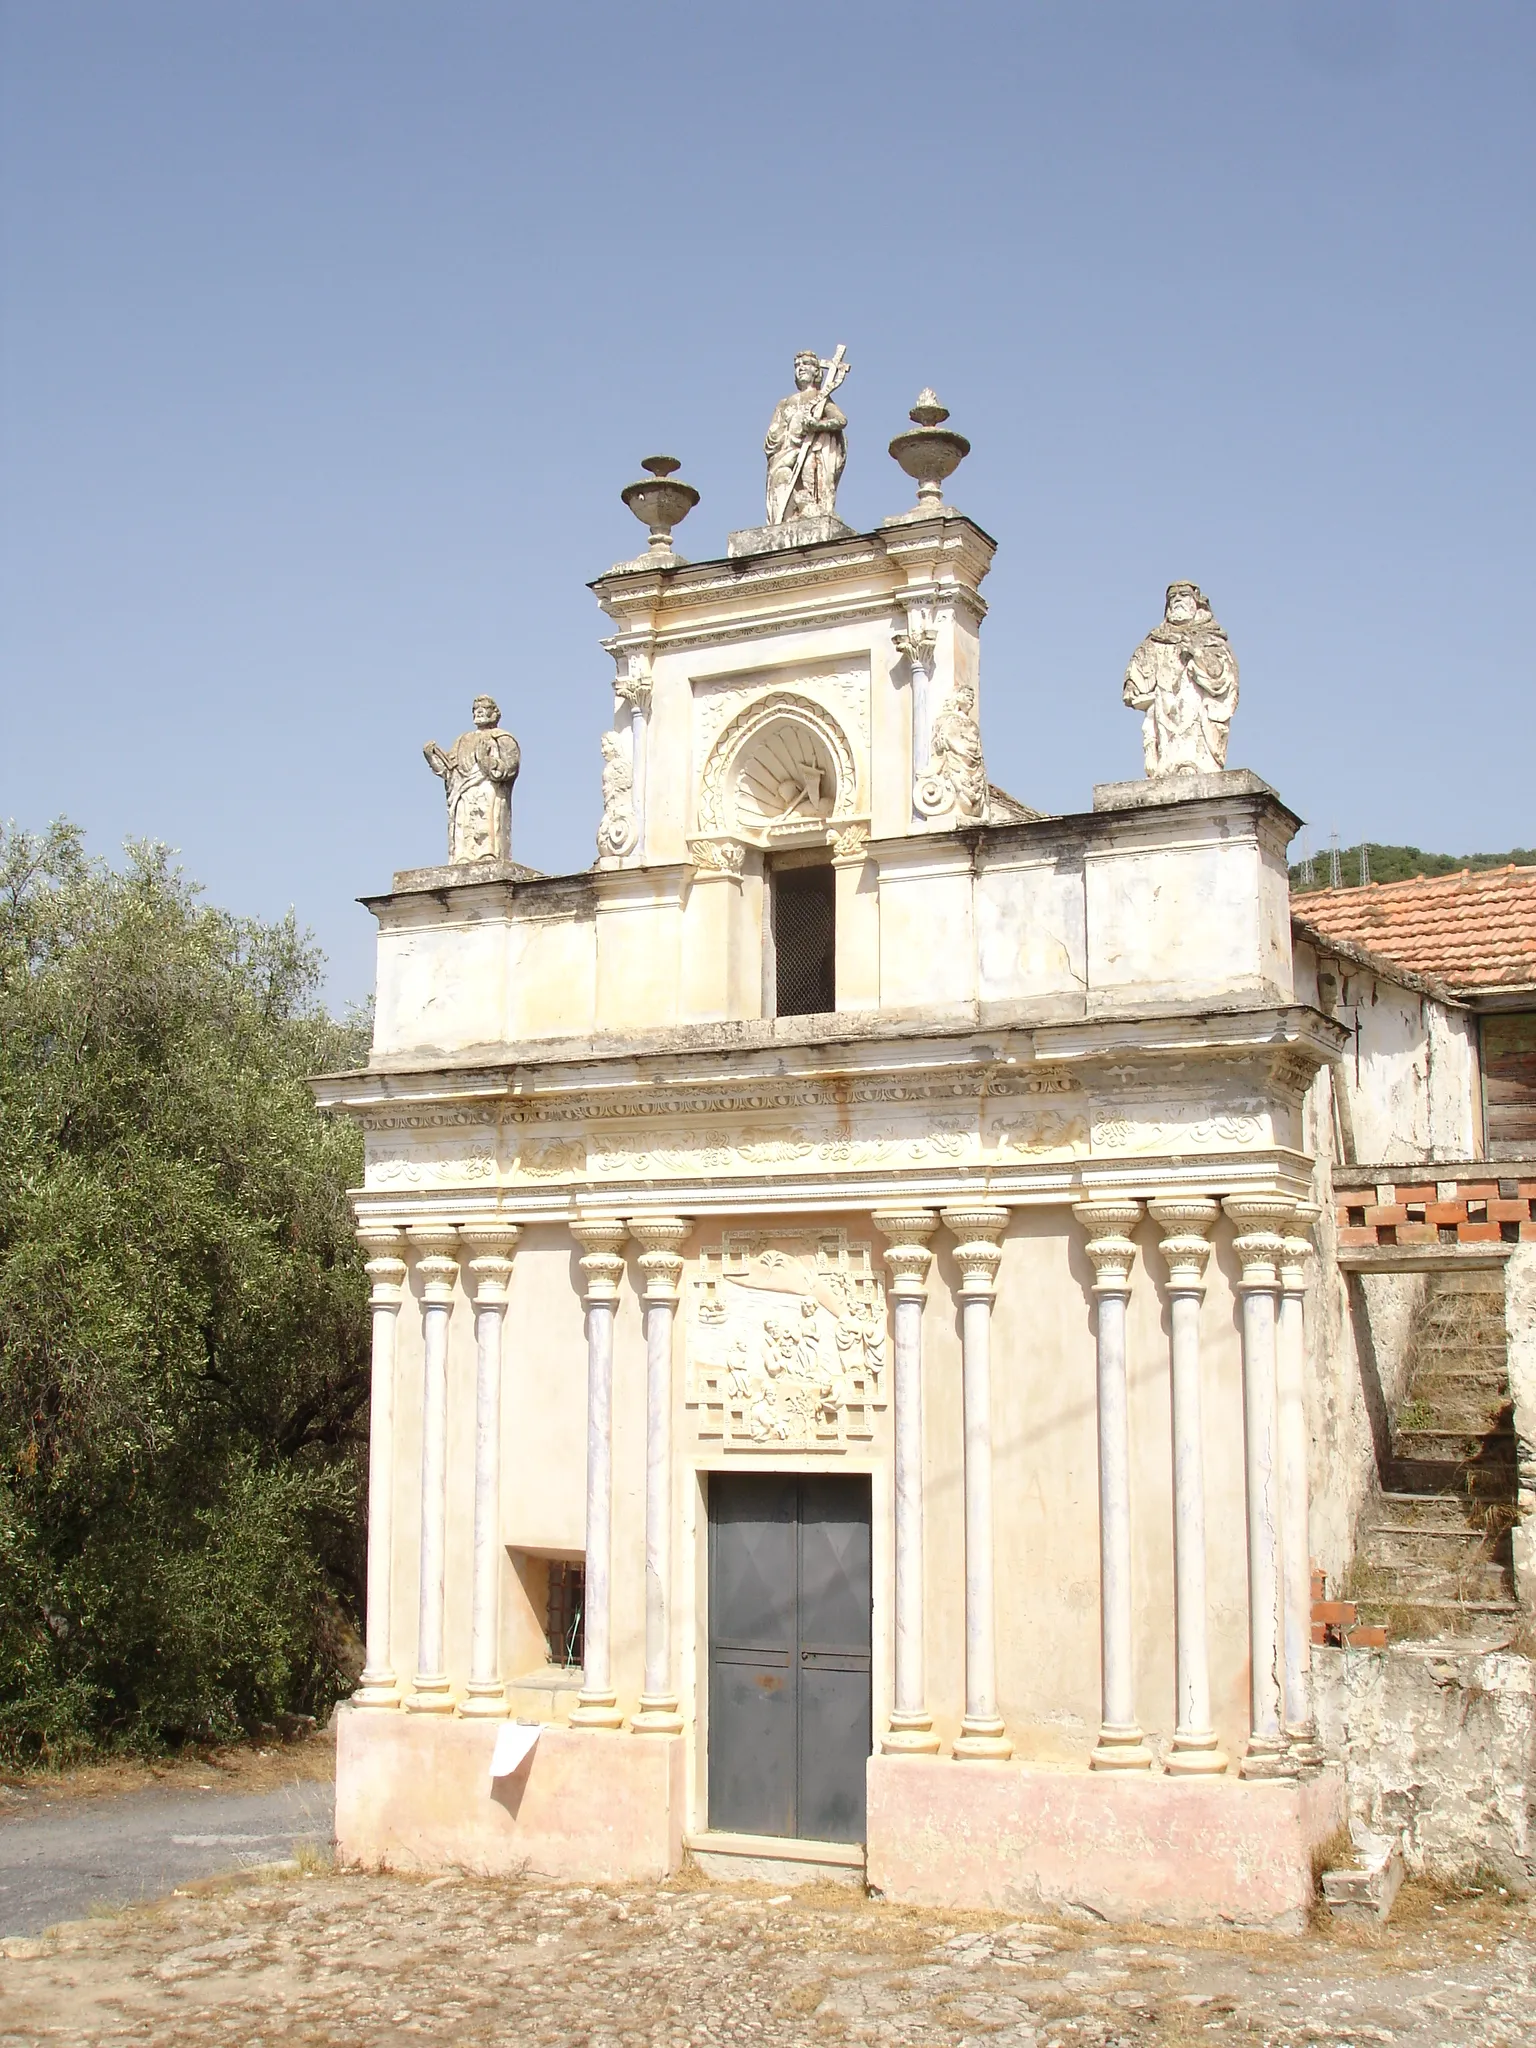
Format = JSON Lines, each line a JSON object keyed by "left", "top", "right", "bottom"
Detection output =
{"left": 1293, "top": 866, "right": 1536, "bottom": 997}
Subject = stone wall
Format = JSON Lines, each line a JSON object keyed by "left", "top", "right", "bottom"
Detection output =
{"left": 1508, "top": 1245, "right": 1536, "bottom": 1611}
{"left": 1314, "top": 1641, "right": 1535, "bottom": 1891}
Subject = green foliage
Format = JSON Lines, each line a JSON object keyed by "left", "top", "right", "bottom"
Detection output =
{"left": 0, "top": 820, "right": 371, "bottom": 1763}
{"left": 1290, "top": 843, "right": 1536, "bottom": 893}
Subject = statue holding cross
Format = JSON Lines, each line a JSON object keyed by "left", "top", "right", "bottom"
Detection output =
{"left": 764, "top": 346, "right": 850, "bottom": 525}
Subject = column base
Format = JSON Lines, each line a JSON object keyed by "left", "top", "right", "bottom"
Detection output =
{"left": 1286, "top": 1724, "right": 1325, "bottom": 1772}
{"left": 405, "top": 1676, "right": 456, "bottom": 1716}
{"left": 881, "top": 1712, "right": 941, "bottom": 1756}
{"left": 458, "top": 1684, "right": 509, "bottom": 1720}
{"left": 1239, "top": 1736, "right": 1299, "bottom": 1781}
{"left": 1090, "top": 1724, "right": 1154, "bottom": 1772}
{"left": 631, "top": 1695, "right": 684, "bottom": 1734}
{"left": 954, "top": 1716, "right": 1013, "bottom": 1760}
{"left": 352, "top": 1673, "right": 401, "bottom": 1710}
{"left": 570, "top": 1690, "right": 625, "bottom": 1730}
{"left": 1165, "top": 1732, "right": 1230, "bottom": 1777}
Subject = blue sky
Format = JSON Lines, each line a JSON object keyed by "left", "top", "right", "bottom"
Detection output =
{"left": 2, "top": 2, "right": 1531, "bottom": 1004}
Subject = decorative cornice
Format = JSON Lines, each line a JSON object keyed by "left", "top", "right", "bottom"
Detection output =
{"left": 872, "top": 1207, "right": 939, "bottom": 1299}
{"left": 1146, "top": 1196, "right": 1219, "bottom": 1295}
{"left": 572, "top": 1215, "right": 629, "bottom": 1303}
{"left": 1073, "top": 1198, "right": 1143, "bottom": 1295}
{"left": 940, "top": 1204, "right": 1008, "bottom": 1297}
{"left": 630, "top": 1215, "right": 691, "bottom": 1303}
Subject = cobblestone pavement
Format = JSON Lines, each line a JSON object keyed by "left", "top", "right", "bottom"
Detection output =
{"left": 1, "top": 1863, "right": 1532, "bottom": 2046}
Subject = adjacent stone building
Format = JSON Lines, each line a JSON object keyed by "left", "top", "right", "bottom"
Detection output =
{"left": 313, "top": 358, "right": 1532, "bottom": 1920}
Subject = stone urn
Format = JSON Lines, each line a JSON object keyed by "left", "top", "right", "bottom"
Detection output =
{"left": 621, "top": 455, "right": 700, "bottom": 560}
{"left": 887, "top": 391, "right": 970, "bottom": 514}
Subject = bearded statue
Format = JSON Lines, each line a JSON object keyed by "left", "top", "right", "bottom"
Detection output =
{"left": 423, "top": 696, "right": 520, "bottom": 863}
{"left": 1122, "top": 583, "right": 1239, "bottom": 778}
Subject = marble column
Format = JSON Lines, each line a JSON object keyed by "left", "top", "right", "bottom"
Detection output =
{"left": 570, "top": 1216, "right": 628, "bottom": 1729}
{"left": 1074, "top": 1200, "right": 1153, "bottom": 1772}
{"left": 1278, "top": 1202, "right": 1322, "bottom": 1766}
{"left": 1223, "top": 1194, "right": 1297, "bottom": 1779}
{"left": 354, "top": 1227, "right": 408, "bottom": 1708}
{"left": 940, "top": 1205, "right": 1013, "bottom": 1760}
{"left": 873, "top": 1208, "right": 941, "bottom": 1754}
{"left": 459, "top": 1223, "right": 522, "bottom": 1719}
{"left": 1148, "top": 1197, "right": 1228, "bottom": 1776}
{"left": 406, "top": 1225, "right": 460, "bottom": 1714}
{"left": 630, "top": 1215, "right": 690, "bottom": 1734}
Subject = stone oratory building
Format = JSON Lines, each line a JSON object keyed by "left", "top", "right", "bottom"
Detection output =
{"left": 317, "top": 351, "right": 1358, "bottom": 1926}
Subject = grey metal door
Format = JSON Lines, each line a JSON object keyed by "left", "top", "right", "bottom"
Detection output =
{"left": 707, "top": 1472, "right": 871, "bottom": 1843}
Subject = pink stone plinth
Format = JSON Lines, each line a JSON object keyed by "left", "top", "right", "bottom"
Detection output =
{"left": 336, "top": 1706, "right": 684, "bottom": 1882}
{"left": 867, "top": 1754, "right": 1345, "bottom": 1930}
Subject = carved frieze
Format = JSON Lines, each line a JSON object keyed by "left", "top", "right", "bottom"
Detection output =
{"left": 688, "top": 1229, "right": 885, "bottom": 1452}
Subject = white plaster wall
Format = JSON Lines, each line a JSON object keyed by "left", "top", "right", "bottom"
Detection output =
{"left": 1292, "top": 939, "right": 1479, "bottom": 1166}
{"left": 1085, "top": 836, "right": 1282, "bottom": 1008}
{"left": 975, "top": 851, "right": 1087, "bottom": 1004}
{"left": 876, "top": 846, "right": 977, "bottom": 1013}
{"left": 1506, "top": 1245, "right": 1536, "bottom": 1612}
{"left": 510, "top": 913, "right": 597, "bottom": 1042}
{"left": 374, "top": 917, "right": 510, "bottom": 1060}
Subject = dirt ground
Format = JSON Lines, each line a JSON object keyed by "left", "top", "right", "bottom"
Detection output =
{"left": 0, "top": 1734, "right": 336, "bottom": 1820}
{"left": 1, "top": 1856, "right": 1532, "bottom": 2047}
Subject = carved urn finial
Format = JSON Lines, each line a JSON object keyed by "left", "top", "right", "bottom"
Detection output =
{"left": 620, "top": 455, "right": 699, "bottom": 563}
{"left": 887, "top": 389, "right": 971, "bottom": 517}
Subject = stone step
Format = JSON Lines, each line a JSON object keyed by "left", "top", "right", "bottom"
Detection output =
{"left": 1363, "top": 1525, "right": 1513, "bottom": 1567}
{"left": 1371, "top": 1491, "right": 1499, "bottom": 1530}
{"left": 1355, "top": 1557, "right": 1515, "bottom": 1603}
{"left": 1397, "top": 1394, "right": 1514, "bottom": 1433}
{"left": 1382, "top": 1458, "right": 1518, "bottom": 1500}
{"left": 1391, "top": 1427, "right": 1517, "bottom": 1464}
{"left": 1355, "top": 1594, "right": 1520, "bottom": 1627}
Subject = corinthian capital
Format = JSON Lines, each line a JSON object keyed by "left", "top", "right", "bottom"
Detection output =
{"left": 873, "top": 1208, "right": 939, "bottom": 1299}
{"left": 1223, "top": 1194, "right": 1295, "bottom": 1291}
{"left": 1074, "top": 1199, "right": 1143, "bottom": 1296}
{"left": 359, "top": 1224, "right": 408, "bottom": 1307}
{"left": 940, "top": 1205, "right": 1008, "bottom": 1298}
{"left": 460, "top": 1221, "right": 523, "bottom": 1306}
{"left": 407, "top": 1223, "right": 461, "bottom": 1304}
{"left": 572, "top": 1215, "right": 629, "bottom": 1304}
{"left": 630, "top": 1215, "right": 690, "bottom": 1303}
{"left": 1278, "top": 1200, "right": 1320, "bottom": 1294}
{"left": 1148, "top": 1196, "right": 1219, "bottom": 1296}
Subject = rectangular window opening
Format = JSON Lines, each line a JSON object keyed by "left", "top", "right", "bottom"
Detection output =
{"left": 770, "top": 858, "right": 836, "bottom": 1018}
{"left": 545, "top": 1561, "right": 585, "bottom": 1669}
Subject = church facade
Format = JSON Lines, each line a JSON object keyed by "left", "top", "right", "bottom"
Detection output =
{"left": 315, "top": 358, "right": 1357, "bottom": 1925}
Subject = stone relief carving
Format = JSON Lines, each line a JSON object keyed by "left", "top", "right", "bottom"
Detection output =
{"left": 595, "top": 731, "right": 639, "bottom": 862}
{"left": 423, "top": 696, "right": 521, "bottom": 864}
{"left": 612, "top": 651, "right": 653, "bottom": 714}
{"left": 764, "top": 348, "right": 850, "bottom": 525}
{"left": 697, "top": 694, "right": 858, "bottom": 840}
{"left": 694, "top": 667, "right": 867, "bottom": 765}
{"left": 687, "top": 837, "right": 746, "bottom": 875}
{"left": 1122, "top": 583, "right": 1239, "bottom": 778}
{"left": 688, "top": 1230, "right": 885, "bottom": 1450}
{"left": 1089, "top": 1103, "right": 1268, "bottom": 1154}
{"left": 915, "top": 680, "right": 988, "bottom": 824}
{"left": 830, "top": 821, "right": 870, "bottom": 862}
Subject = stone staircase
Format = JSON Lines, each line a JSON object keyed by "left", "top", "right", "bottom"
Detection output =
{"left": 1352, "top": 1269, "right": 1521, "bottom": 1634}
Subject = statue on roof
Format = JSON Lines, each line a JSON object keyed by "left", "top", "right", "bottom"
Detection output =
{"left": 1122, "top": 583, "right": 1239, "bottom": 778}
{"left": 764, "top": 347, "right": 850, "bottom": 524}
{"left": 423, "top": 696, "right": 521, "bottom": 863}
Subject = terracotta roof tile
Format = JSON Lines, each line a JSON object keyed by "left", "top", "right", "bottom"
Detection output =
{"left": 1293, "top": 865, "right": 1536, "bottom": 996}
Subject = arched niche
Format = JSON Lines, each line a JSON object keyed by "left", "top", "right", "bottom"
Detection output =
{"left": 696, "top": 693, "right": 860, "bottom": 847}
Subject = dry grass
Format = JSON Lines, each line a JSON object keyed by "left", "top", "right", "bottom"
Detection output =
{"left": 0, "top": 1727, "right": 336, "bottom": 1813}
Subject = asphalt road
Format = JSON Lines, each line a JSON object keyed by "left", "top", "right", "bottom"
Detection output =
{"left": 0, "top": 1778, "right": 335, "bottom": 1937}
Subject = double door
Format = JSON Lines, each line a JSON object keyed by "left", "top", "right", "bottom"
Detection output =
{"left": 707, "top": 1472, "right": 871, "bottom": 1844}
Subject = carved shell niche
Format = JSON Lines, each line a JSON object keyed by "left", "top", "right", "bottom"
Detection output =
{"left": 697, "top": 692, "right": 859, "bottom": 844}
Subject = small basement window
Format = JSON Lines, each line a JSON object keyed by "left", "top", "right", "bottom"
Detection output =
{"left": 770, "top": 858, "right": 836, "bottom": 1018}
{"left": 545, "top": 1561, "right": 584, "bottom": 1669}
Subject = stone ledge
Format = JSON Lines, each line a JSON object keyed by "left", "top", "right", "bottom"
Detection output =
{"left": 388, "top": 860, "right": 546, "bottom": 895}
{"left": 726, "top": 515, "right": 854, "bottom": 559}
{"left": 1092, "top": 767, "right": 1280, "bottom": 813}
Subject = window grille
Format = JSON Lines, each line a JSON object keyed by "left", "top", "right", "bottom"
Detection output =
{"left": 772, "top": 861, "right": 836, "bottom": 1017}
{"left": 546, "top": 1561, "right": 584, "bottom": 1669}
